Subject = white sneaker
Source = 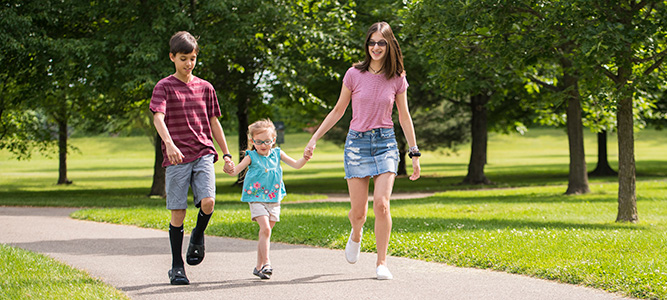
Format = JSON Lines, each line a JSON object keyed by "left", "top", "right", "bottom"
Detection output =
{"left": 376, "top": 265, "right": 393, "bottom": 280}
{"left": 344, "top": 228, "right": 362, "bottom": 264}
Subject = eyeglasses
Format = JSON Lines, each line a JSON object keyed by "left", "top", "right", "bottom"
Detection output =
{"left": 367, "top": 40, "right": 388, "bottom": 47}
{"left": 252, "top": 138, "right": 275, "bottom": 146}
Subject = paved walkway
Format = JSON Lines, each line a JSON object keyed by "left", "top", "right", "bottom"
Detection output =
{"left": 0, "top": 206, "right": 633, "bottom": 300}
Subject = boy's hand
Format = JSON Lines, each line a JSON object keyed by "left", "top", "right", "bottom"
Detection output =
{"left": 223, "top": 159, "right": 235, "bottom": 174}
{"left": 166, "top": 144, "right": 184, "bottom": 165}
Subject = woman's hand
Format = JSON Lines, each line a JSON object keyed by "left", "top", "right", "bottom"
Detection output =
{"left": 409, "top": 157, "right": 421, "bottom": 181}
{"left": 304, "top": 140, "right": 316, "bottom": 160}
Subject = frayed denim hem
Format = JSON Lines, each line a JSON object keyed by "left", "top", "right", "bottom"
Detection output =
{"left": 344, "top": 171, "right": 397, "bottom": 180}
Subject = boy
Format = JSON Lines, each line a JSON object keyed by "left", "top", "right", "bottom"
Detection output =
{"left": 150, "top": 31, "right": 235, "bottom": 285}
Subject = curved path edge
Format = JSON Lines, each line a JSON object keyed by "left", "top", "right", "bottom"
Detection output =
{"left": 0, "top": 206, "right": 632, "bottom": 300}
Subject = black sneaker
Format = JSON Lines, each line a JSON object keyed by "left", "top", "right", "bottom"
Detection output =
{"left": 168, "top": 267, "right": 190, "bottom": 285}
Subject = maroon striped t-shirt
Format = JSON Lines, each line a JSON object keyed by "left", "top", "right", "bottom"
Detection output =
{"left": 150, "top": 75, "right": 222, "bottom": 167}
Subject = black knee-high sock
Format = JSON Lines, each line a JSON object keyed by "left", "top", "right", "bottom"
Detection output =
{"left": 169, "top": 224, "right": 184, "bottom": 268}
{"left": 191, "top": 209, "right": 212, "bottom": 245}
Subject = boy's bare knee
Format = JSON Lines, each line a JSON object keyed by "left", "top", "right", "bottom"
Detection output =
{"left": 200, "top": 197, "right": 215, "bottom": 214}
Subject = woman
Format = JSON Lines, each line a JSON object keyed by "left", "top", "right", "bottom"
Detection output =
{"left": 303, "top": 22, "right": 421, "bottom": 280}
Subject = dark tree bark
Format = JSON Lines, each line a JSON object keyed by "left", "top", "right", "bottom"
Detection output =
{"left": 462, "top": 94, "right": 491, "bottom": 185}
{"left": 149, "top": 132, "right": 166, "bottom": 197}
{"left": 57, "top": 117, "right": 72, "bottom": 185}
{"left": 588, "top": 130, "right": 618, "bottom": 177}
{"left": 234, "top": 94, "right": 250, "bottom": 186}
{"left": 562, "top": 63, "right": 590, "bottom": 195}
{"left": 616, "top": 90, "right": 638, "bottom": 222}
{"left": 397, "top": 132, "right": 407, "bottom": 176}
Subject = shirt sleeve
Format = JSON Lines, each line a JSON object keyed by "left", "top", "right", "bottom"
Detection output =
{"left": 149, "top": 80, "right": 167, "bottom": 114}
{"left": 207, "top": 83, "right": 222, "bottom": 118}
{"left": 396, "top": 75, "right": 409, "bottom": 94}
{"left": 342, "top": 67, "right": 356, "bottom": 92}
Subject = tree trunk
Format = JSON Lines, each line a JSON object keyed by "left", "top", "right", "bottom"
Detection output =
{"left": 57, "top": 117, "right": 71, "bottom": 185}
{"left": 562, "top": 64, "right": 590, "bottom": 195}
{"left": 397, "top": 132, "right": 407, "bottom": 176}
{"left": 234, "top": 94, "right": 250, "bottom": 186}
{"left": 616, "top": 94, "right": 638, "bottom": 222}
{"left": 149, "top": 132, "right": 166, "bottom": 197}
{"left": 462, "top": 94, "right": 491, "bottom": 185}
{"left": 588, "top": 130, "right": 618, "bottom": 177}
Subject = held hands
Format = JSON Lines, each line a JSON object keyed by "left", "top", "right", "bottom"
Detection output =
{"left": 409, "top": 157, "right": 421, "bottom": 181}
{"left": 222, "top": 158, "right": 235, "bottom": 174}
{"left": 303, "top": 140, "right": 316, "bottom": 160}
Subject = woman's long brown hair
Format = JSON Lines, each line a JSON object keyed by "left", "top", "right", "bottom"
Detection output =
{"left": 354, "top": 22, "right": 404, "bottom": 80}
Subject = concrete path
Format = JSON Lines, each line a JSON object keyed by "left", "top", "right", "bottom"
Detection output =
{"left": 0, "top": 206, "right": 632, "bottom": 300}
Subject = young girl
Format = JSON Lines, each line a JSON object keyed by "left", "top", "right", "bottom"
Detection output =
{"left": 303, "top": 22, "right": 421, "bottom": 280}
{"left": 228, "top": 118, "right": 309, "bottom": 279}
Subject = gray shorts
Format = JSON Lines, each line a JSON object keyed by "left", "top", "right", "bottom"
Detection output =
{"left": 166, "top": 154, "right": 216, "bottom": 210}
{"left": 249, "top": 202, "right": 281, "bottom": 222}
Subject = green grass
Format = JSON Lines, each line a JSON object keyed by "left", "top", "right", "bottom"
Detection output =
{"left": 0, "top": 244, "right": 129, "bottom": 300}
{"left": 2, "top": 128, "right": 667, "bottom": 299}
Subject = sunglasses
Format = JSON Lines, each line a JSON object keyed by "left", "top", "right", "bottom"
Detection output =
{"left": 367, "top": 40, "right": 388, "bottom": 47}
{"left": 252, "top": 138, "right": 275, "bottom": 146}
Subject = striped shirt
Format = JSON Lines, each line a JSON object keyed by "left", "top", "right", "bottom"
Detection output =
{"left": 343, "top": 67, "right": 409, "bottom": 132}
{"left": 150, "top": 75, "right": 221, "bottom": 167}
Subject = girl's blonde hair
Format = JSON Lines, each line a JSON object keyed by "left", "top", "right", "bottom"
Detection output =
{"left": 247, "top": 118, "right": 277, "bottom": 150}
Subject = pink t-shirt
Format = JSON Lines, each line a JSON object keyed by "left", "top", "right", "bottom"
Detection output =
{"left": 150, "top": 75, "right": 221, "bottom": 167}
{"left": 343, "top": 67, "right": 409, "bottom": 132}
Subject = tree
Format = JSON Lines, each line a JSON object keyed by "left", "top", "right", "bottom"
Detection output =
{"left": 85, "top": 0, "right": 197, "bottom": 195}
{"left": 194, "top": 0, "right": 356, "bottom": 184}
{"left": 404, "top": 0, "right": 536, "bottom": 185}
{"left": 0, "top": 2, "right": 57, "bottom": 159}
{"left": 581, "top": 0, "right": 667, "bottom": 222}
{"left": 1, "top": 0, "right": 111, "bottom": 184}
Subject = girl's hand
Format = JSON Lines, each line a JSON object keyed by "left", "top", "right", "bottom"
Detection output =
{"left": 223, "top": 160, "right": 235, "bottom": 174}
{"left": 409, "top": 157, "right": 421, "bottom": 181}
{"left": 304, "top": 141, "right": 316, "bottom": 160}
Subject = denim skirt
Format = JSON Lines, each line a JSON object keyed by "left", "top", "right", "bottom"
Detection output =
{"left": 344, "top": 127, "right": 399, "bottom": 179}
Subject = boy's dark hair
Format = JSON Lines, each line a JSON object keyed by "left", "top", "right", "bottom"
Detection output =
{"left": 169, "top": 31, "right": 199, "bottom": 55}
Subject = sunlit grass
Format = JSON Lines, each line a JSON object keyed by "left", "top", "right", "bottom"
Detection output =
{"left": 2, "top": 128, "right": 667, "bottom": 299}
{"left": 0, "top": 244, "right": 129, "bottom": 300}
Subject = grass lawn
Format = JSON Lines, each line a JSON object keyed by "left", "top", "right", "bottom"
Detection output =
{"left": 0, "top": 244, "right": 129, "bottom": 300}
{"left": 1, "top": 128, "right": 666, "bottom": 299}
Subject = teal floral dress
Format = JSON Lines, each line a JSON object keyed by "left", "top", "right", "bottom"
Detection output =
{"left": 241, "top": 148, "right": 286, "bottom": 203}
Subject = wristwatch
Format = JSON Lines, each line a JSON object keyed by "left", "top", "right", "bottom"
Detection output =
{"left": 408, "top": 145, "right": 421, "bottom": 158}
{"left": 223, "top": 154, "right": 232, "bottom": 160}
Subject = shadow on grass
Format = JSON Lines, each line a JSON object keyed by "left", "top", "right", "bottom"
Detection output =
{"left": 0, "top": 188, "right": 165, "bottom": 207}
{"left": 390, "top": 215, "right": 639, "bottom": 232}
{"left": 273, "top": 212, "right": 640, "bottom": 240}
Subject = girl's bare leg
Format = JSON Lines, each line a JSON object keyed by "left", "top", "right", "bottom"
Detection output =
{"left": 346, "top": 177, "right": 371, "bottom": 241}
{"left": 255, "top": 216, "right": 275, "bottom": 269}
{"left": 372, "top": 172, "right": 395, "bottom": 267}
